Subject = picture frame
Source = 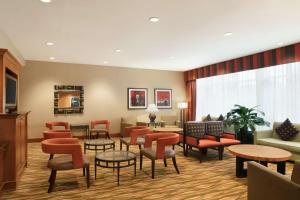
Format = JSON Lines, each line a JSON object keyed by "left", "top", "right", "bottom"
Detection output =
{"left": 154, "top": 88, "right": 172, "bottom": 109}
{"left": 128, "top": 88, "right": 148, "bottom": 109}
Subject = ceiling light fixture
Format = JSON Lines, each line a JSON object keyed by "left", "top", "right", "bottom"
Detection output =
{"left": 115, "top": 49, "right": 122, "bottom": 53}
{"left": 46, "top": 42, "right": 54, "bottom": 46}
{"left": 224, "top": 32, "right": 233, "bottom": 36}
{"left": 149, "top": 17, "right": 160, "bottom": 22}
{"left": 49, "top": 57, "right": 55, "bottom": 60}
{"left": 40, "top": 0, "right": 52, "bottom": 3}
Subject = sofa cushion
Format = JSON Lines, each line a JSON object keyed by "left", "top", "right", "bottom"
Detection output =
{"left": 203, "top": 114, "right": 212, "bottom": 121}
{"left": 121, "top": 116, "right": 137, "bottom": 124}
{"left": 257, "top": 138, "right": 300, "bottom": 153}
{"left": 275, "top": 119, "right": 299, "bottom": 141}
{"left": 161, "top": 115, "right": 177, "bottom": 125}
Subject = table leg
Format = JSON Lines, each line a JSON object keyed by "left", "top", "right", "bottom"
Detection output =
{"left": 84, "top": 144, "right": 86, "bottom": 154}
{"left": 277, "top": 161, "right": 286, "bottom": 175}
{"left": 117, "top": 162, "right": 120, "bottom": 186}
{"left": 236, "top": 157, "right": 247, "bottom": 178}
{"left": 94, "top": 159, "right": 97, "bottom": 180}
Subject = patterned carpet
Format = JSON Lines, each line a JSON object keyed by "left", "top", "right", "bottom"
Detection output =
{"left": 0, "top": 140, "right": 294, "bottom": 200}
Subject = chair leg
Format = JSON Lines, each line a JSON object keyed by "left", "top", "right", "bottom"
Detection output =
{"left": 202, "top": 148, "right": 207, "bottom": 154}
{"left": 198, "top": 148, "right": 202, "bottom": 163}
{"left": 120, "top": 141, "right": 122, "bottom": 150}
{"left": 218, "top": 146, "right": 224, "bottom": 160}
{"left": 172, "top": 157, "right": 180, "bottom": 174}
{"left": 163, "top": 158, "right": 167, "bottom": 167}
{"left": 49, "top": 154, "right": 54, "bottom": 160}
{"left": 83, "top": 168, "right": 85, "bottom": 176}
{"left": 140, "top": 153, "right": 143, "bottom": 170}
{"left": 86, "top": 166, "right": 90, "bottom": 188}
{"left": 138, "top": 144, "right": 141, "bottom": 150}
{"left": 48, "top": 170, "right": 56, "bottom": 193}
{"left": 126, "top": 145, "right": 129, "bottom": 151}
{"left": 48, "top": 169, "right": 54, "bottom": 182}
{"left": 151, "top": 160, "right": 155, "bottom": 179}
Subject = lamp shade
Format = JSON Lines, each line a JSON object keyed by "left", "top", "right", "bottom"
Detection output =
{"left": 177, "top": 102, "right": 188, "bottom": 109}
{"left": 146, "top": 104, "right": 159, "bottom": 112}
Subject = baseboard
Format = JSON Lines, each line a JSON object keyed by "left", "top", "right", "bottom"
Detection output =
{"left": 28, "top": 133, "right": 120, "bottom": 143}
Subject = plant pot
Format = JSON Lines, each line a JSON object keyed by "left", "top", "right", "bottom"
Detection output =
{"left": 237, "top": 130, "right": 254, "bottom": 144}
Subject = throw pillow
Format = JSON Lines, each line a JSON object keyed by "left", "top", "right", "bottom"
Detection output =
{"left": 275, "top": 118, "right": 299, "bottom": 141}
{"left": 203, "top": 114, "right": 212, "bottom": 121}
{"left": 217, "top": 114, "right": 224, "bottom": 121}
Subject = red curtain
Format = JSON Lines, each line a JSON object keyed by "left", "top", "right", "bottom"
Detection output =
{"left": 186, "top": 80, "right": 196, "bottom": 121}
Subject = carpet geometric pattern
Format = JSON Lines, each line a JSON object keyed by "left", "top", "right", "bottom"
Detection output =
{"left": 1, "top": 140, "right": 294, "bottom": 200}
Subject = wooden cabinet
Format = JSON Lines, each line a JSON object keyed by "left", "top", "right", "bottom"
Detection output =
{"left": 0, "top": 112, "right": 29, "bottom": 190}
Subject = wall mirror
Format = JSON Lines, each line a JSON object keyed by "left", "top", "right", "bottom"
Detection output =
{"left": 54, "top": 85, "right": 84, "bottom": 114}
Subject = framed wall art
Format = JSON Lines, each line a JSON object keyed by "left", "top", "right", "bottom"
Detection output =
{"left": 154, "top": 88, "right": 172, "bottom": 109}
{"left": 128, "top": 88, "right": 148, "bottom": 109}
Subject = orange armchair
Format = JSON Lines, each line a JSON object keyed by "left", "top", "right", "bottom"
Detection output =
{"left": 41, "top": 138, "right": 90, "bottom": 193}
{"left": 140, "top": 132, "right": 180, "bottom": 179}
{"left": 45, "top": 121, "right": 70, "bottom": 131}
{"left": 90, "top": 120, "right": 110, "bottom": 139}
{"left": 120, "top": 127, "right": 150, "bottom": 151}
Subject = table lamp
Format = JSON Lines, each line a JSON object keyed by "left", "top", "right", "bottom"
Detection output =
{"left": 146, "top": 104, "right": 159, "bottom": 122}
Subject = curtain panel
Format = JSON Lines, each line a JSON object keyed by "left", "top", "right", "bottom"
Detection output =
{"left": 186, "top": 80, "right": 196, "bottom": 121}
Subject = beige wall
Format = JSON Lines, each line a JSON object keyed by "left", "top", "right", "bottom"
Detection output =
{"left": 19, "top": 61, "right": 186, "bottom": 139}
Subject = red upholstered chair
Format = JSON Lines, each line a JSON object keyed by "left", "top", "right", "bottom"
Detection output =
{"left": 45, "top": 121, "right": 70, "bottom": 131}
{"left": 90, "top": 120, "right": 110, "bottom": 139}
{"left": 43, "top": 130, "right": 73, "bottom": 159}
{"left": 184, "top": 122, "right": 223, "bottom": 162}
{"left": 140, "top": 132, "right": 180, "bottom": 179}
{"left": 120, "top": 126, "right": 150, "bottom": 151}
{"left": 41, "top": 138, "right": 90, "bottom": 193}
{"left": 205, "top": 121, "right": 240, "bottom": 155}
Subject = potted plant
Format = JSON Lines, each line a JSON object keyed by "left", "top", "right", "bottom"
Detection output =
{"left": 224, "top": 105, "right": 270, "bottom": 144}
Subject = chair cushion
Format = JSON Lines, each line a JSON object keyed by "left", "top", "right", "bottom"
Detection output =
{"left": 141, "top": 147, "right": 175, "bottom": 160}
{"left": 198, "top": 139, "right": 221, "bottom": 148}
{"left": 257, "top": 138, "right": 300, "bottom": 153}
{"left": 275, "top": 119, "right": 299, "bottom": 141}
{"left": 220, "top": 138, "right": 240, "bottom": 146}
{"left": 48, "top": 155, "right": 89, "bottom": 170}
{"left": 120, "top": 137, "right": 145, "bottom": 145}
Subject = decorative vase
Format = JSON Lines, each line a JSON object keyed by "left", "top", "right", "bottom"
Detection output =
{"left": 149, "top": 113, "right": 156, "bottom": 122}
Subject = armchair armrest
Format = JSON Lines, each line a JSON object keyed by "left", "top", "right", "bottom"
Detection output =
{"left": 248, "top": 161, "right": 300, "bottom": 200}
{"left": 254, "top": 129, "right": 273, "bottom": 144}
{"left": 129, "top": 128, "right": 151, "bottom": 145}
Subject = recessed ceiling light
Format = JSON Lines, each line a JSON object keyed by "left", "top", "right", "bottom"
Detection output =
{"left": 277, "top": 42, "right": 283, "bottom": 46}
{"left": 149, "top": 17, "right": 160, "bottom": 22}
{"left": 40, "top": 0, "right": 52, "bottom": 3}
{"left": 115, "top": 49, "right": 122, "bottom": 53}
{"left": 224, "top": 32, "right": 233, "bottom": 36}
{"left": 103, "top": 61, "right": 108, "bottom": 64}
{"left": 46, "top": 42, "right": 54, "bottom": 46}
{"left": 49, "top": 57, "right": 55, "bottom": 60}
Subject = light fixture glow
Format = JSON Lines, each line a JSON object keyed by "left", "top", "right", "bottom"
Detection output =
{"left": 149, "top": 17, "right": 159, "bottom": 22}
{"left": 49, "top": 57, "right": 55, "bottom": 60}
{"left": 103, "top": 61, "right": 108, "bottom": 64}
{"left": 46, "top": 42, "right": 54, "bottom": 46}
{"left": 224, "top": 32, "right": 233, "bottom": 36}
{"left": 40, "top": 0, "right": 52, "bottom": 3}
{"left": 115, "top": 49, "right": 122, "bottom": 53}
{"left": 277, "top": 42, "right": 283, "bottom": 46}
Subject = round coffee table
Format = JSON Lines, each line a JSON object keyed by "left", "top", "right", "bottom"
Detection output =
{"left": 84, "top": 138, "right": 115, "bottom": 153}
{"left": 227, "top": 144, "right": 291, "bottom": 178}
{"left": 94, "top": 151, "right": 136, "bottom": 186}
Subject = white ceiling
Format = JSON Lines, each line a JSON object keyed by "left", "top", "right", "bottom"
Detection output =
{"left": 0, "top": 0, "right": 300, "bottom": 71}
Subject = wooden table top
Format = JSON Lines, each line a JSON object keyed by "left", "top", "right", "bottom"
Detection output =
{"left": 227, "top": 144, "right": 292, "bottom": 162}
{"left": 152, "top": 127, "right": 183, "bottom": 132}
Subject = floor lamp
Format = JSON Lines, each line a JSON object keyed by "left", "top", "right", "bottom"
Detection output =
{"left": 177, "top": 102, "right": 188, "bottom": 128}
